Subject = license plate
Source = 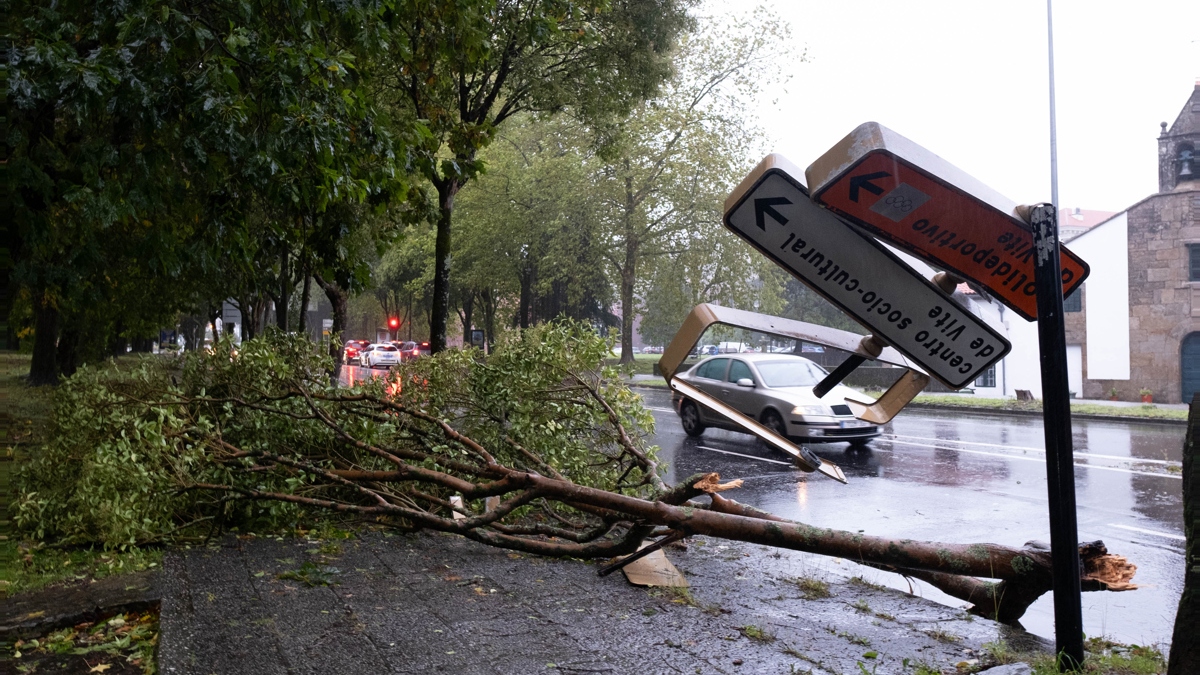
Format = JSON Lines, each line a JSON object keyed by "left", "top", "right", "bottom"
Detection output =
{"left": 840, "top": 420, "right": 869, "bottom": 429}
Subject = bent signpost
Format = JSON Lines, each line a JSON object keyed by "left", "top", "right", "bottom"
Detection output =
{"left": 806, "top": 122, "right": 1089, "bottom": 321}
{"left": 806, "top": 123, "right": 1087, "bottom": 666}
{"left": 723, "top": 154, "right": 1010, "bottom": 390}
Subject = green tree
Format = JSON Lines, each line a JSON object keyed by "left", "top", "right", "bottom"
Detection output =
{"left": 453, "top": 117, "right": 614, "bottom": 343}
{"left": 637, "top": 229, "right": 784, "bottom": 349}
{"left": 9, "top": 0, "right": 404, "bottom": 383}
{"left": 589, "top": 9, "right": 792, "bottom": 362}
{"left": 380, "top": 0, "right": 692, "bottom": 352}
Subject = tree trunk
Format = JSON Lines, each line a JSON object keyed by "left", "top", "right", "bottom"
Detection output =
{"left": 298, "top": 273, "right": 311, "bottom": 336}
{"left": 518, "top": 264, "right": 533, "bottom": 329}
{"left": 314, "top": 273, "right": 349, "bottom": 378}
{"left": 430, "top": 179, "right": 461, "bottom": 353}
{"left": 619, "top": 261, "right": 636, "bottom": 365}
{"left": 458, "top": 290, "right": 475, "bottom": 345}
{"left": 276, "top": 250, "right": 291, "bottom": 332}
{"left": 481, "top": 289, "right": 496, "bottom": 353}
{"left": 1168, "top": 393, "right": 1200, "bottom": 674}
{"left": 29, "top": 298, "right": 60, "bottom": 386}
{"left": 615, "top": 169, "right": 640, "bottom": 365}
{"left": 109, "top": 319, "right": 127, "bottom": 357}
{"left": 57, "top": 323, "right": 81, "bottom": 378}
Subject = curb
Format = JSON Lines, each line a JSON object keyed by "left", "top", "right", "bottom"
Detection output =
{"left": 902, "top": 402, "right": 1188, "bottom": 426}
{"left": 0, "top": 569, "right": 162, "bottom": 641}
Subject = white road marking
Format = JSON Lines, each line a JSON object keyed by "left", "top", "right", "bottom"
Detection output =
{"left": 882, "top": 439, "right": 1181, "bottom": 480}
{"left": 886, "top": 433, "right": 1180, "bottom": 466}
{"left": 696, "top": 445, "right": 794, "bottom": 466}
{"left": 1106, "top": 524, "right": 1186, "bottom": 541}
{"left": 645, "top": 406, "right": 676, "bottom": 413}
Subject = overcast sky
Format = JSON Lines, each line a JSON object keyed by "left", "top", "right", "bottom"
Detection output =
{"left": 719, "top": 0, "right": 1199, "bottom": 213}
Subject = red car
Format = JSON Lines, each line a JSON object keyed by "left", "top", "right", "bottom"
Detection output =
{"left": 343, "top": 340, "right": 371, "bottom": 365}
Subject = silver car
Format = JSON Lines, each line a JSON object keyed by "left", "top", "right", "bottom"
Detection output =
{"left": 671, "top": 353, "right": 879, "bottom": 445}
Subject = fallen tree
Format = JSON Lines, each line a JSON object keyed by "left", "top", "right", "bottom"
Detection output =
{"left": 16, "top": 325, "right": 1136, "bottom": 622}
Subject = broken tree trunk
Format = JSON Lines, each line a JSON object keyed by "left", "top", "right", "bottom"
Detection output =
{"left": 703, "top": 493, "right": 1136, "bottom": 622}
{"left": 98, "top": 338, "right": 1135, "bottom": 626}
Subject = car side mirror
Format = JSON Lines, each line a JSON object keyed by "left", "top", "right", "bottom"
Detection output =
{"left": 736, "top": 378, "right": 755, "bottom": 388}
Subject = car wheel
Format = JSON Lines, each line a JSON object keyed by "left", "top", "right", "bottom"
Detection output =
{"left": 761, "top": 410, "right": 788, "bottom": 439}
{"left": 848, "top": 439, "right": 871, "bottom": 450}
{"left": 680, "top": 401, "right": 705, "bottom": 437}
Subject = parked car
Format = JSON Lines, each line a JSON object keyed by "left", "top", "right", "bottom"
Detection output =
{"left": 362, "top": 343, "right": 402, "bottom": 368}
{"left": 670, "top": 353, "right": 878, "bottom": 446}
{"left": 343, "top": 340, "right": 371, "bottom": 365}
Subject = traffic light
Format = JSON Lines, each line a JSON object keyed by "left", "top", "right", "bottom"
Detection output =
{"left": 388, "top": 317, "right": 400, "bottom": 331}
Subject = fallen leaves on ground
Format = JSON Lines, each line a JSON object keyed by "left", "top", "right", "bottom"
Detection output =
{"left": 7, "top": 610, "right": 158, "bottom": 674}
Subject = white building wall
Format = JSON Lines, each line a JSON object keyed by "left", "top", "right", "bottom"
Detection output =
{"left": 1069, "top": 213, "right": 1131, "bottom": 380}
{"left": 992, "top": 302, "right": 1044, "bottom": 398}
{"left": 885, "top": 245, "right": 1044, "bottom": 398}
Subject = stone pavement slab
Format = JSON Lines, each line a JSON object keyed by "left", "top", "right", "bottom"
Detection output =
{"left": 160, "top": 531, "right": 1048, "bottom": 674}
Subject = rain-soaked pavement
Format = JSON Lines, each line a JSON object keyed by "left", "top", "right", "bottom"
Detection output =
{"left": 636, "top": 388, "right": 1186, "bottom": 652}
{"left": 335, "top": 365, "right": 1185, "bottom": 650}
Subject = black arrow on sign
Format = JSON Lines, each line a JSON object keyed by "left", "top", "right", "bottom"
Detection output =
{"left": 754, "top": 197, "right": 792, "bottom": 230}
{"left": 848, "top": 171, "right": 890, "bottom": 202}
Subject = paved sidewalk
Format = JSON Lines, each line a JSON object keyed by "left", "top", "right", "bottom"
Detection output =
{"left": 159, "top": 531, "right": 1044, "bottom": 674}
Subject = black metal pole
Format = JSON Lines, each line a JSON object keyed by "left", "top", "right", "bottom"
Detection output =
{"left": 812, "top": 354, "right": 866, "bottom": 399}
{"left": 1030, "top": 204, "right": 1084, "bottom": 670}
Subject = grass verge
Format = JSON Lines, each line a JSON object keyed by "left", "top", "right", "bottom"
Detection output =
{"left": 984, "top": 636, "right": 1167, "bottom": 674}
{"left": 0, "top": 351, "right": 165, "bottom": 598}
{"left": 866, "top": 391, "right": 1188, "bottom": 421}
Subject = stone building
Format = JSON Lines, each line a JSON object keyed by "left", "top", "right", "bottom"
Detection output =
{"left": 1065, "top": 83, "right": 1200, "bottom": 403}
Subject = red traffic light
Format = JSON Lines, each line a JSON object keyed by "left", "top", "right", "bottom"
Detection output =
{"left": 388, "top": 317, "right": 400, "bottom": 330}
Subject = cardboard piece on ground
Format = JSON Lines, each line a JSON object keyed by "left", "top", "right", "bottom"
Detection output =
{"left": 620, "top": 544, "right": 688, "bottom": 588}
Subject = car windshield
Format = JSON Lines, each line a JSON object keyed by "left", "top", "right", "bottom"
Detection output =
{"left": 756, "top": 360, "right": 828, "bottom": 387}
{"left": 378, "top": 345, "right": 398, "bottom": 352}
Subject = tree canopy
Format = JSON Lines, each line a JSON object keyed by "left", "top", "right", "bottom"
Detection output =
{"left": 379, "top": 0, "right": 694, "bottom": 351}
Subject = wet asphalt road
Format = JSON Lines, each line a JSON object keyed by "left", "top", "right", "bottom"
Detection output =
{"left": 637, "top": 388, "right": 1186, "bottom": 651}
{"left": 339, "top": 365, "right": 1186, "bottom": 650}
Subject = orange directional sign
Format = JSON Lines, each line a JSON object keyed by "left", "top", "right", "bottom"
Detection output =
{"left": 806, "top": 122, "right": 1089, "bottom": 321}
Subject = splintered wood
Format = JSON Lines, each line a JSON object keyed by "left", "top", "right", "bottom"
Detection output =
{"left": 1084, "top": 550, "right": 1138, "bottom": 591}
{"left": 692, "top": 473, "right": 743, "bottom": 494}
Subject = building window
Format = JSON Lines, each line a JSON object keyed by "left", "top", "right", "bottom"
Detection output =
{"left": 974, "top": 365, "right": 996, "bottom": 388}
{"left": 1063, "top": 287, "right": 1082, "bottom": 312}
{"left": 1190, "top": 244, "right": 1200, "bottom": 282}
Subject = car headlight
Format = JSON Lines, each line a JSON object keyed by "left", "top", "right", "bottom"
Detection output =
{"left": 792, "top": 405, "right": 832, "bottom": 416}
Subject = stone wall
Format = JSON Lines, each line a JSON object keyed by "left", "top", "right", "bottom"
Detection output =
{"left": 1125, "top": 190, "right": 1200, "bottom": 402}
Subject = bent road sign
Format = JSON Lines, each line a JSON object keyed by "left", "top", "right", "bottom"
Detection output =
{"left": 723, "top": 154, "right": 1010, "bottom": 390}
{"left": 806, "top": 122, "right": 1089, "bottom": 321}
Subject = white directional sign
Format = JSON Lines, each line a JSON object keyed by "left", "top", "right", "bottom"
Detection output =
{"left": 724, "top": 154, "right": 1010, "bottom": 389}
